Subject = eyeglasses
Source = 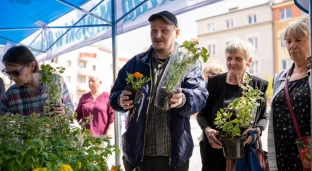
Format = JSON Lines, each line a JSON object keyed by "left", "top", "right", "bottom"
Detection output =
{"left": 2, "top": 65, "right": 27, "bottom": 78}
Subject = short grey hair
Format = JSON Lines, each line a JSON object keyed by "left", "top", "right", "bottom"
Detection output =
{"left": 88, "top": 73, "right": 102, "bottom": 82}
{"left": 225, "top": 39, "right": 254, "bottom": 60}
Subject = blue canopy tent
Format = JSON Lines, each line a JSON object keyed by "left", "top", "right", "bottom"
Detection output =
{"left": 0, "top": 0, "right": 224, "bottom": 164}
{"left": 294, "top": 0, "right": 311, "bottom": 169}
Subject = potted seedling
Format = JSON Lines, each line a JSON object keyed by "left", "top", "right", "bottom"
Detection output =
{"left": 154, "top": 40, "right": 209, "bottom": 110}
{"left": 214, "top": 76, "right": 264, "bottom": 159}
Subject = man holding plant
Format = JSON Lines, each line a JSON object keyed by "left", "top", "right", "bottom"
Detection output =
{"left": 110, "top": 11, "right": 208, "bottom": 171}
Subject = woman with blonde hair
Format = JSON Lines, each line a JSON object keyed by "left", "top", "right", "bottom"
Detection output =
{"left": 75, "top": 73, "right": 114, "bottom": 136}
{"left": 268, "top": 18, "right": 310, "bottom": 171}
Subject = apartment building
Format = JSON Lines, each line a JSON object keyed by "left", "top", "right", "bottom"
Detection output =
{"left": 46, "top": 44, "right": 130, "bottom": 106}
{"left": 272, "top": 0, "right": 309, "bottom": 73}
{"left": 196, "top": 2, "right": 274, "bottom": 78}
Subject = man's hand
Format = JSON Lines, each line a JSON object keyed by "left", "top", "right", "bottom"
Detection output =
{"left": 55, "top": 103, "right": 65, "bottom": 115}
{"left": 306, "top": 56, "right": 312, "bottom": 69}
{"left": 205, "top": 127, "right": 223, "bottom": 149}
{"left": 119, "top": 90, "right": 134, "bottom": 109}
{"left": 170, "top": 88, "right": 184, "bottom": 108}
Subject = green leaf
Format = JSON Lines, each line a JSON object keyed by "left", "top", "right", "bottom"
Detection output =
{"left": 231, "top": 119, "right": 239, "bottom": 124}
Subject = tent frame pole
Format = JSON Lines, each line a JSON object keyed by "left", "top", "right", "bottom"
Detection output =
{"left": 111, "top": 0, "right": 121, "bottom": 166}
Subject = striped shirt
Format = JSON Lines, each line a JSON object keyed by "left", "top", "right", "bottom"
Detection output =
{"left": 0, "top": 77, "right": 74, "bottom": 116}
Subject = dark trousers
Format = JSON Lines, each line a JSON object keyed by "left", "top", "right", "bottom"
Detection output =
{"left": 123, "top": 156, "right": 189, "bottom": 171}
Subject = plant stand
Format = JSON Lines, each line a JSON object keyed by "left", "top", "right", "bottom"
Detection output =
{"left": 220, "top": 135, "right": 247, "bottom": 159}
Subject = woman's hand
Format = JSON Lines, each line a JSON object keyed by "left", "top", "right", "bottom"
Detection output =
{"left": 205, "top": 127, "right": 223, "bottom": 149}
{"left": 305, "top": 56, "right": 312, "bottom": 69}
{"left": 243, "top": 127, "right": 261, "bottom": 145}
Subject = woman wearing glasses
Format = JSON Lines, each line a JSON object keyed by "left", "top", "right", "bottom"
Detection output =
{"left": 0, "top": 46, "right": 74, "bottom": 116}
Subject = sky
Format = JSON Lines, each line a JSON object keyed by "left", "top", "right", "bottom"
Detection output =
{"left": 99, "top": 0, "right": 270, "bottom": 58}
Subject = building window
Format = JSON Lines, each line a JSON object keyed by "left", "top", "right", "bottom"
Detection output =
{"left": 51, "top": 57, "right": 58, "bottom": 63}
{"left": 92, "top": 65, "right": 96, "bottom": 71}
{"left": 78, "top": 77, "right": 86, "bottom": 83}
{"left": 248, "top": 14, "right": 257, "bottom": 24}
{"left": 65, "top": 76, "right": 71, "bottom": 83}
{"left": 248, "top": 37, "right": 258, "bottom": 49}
{"left": 207, "top": 44, "right": 216, "bottom": 55}
{"left": 249, "top": 61, "right": 259, "bottom": 74}
{"left": 226, "top": 19, "right": 233, "bottom": 28}
{"left": 79, "top": 62, "right": 86, "bottom": 68}
{"left": 280, "top": 8, "right": 292, "bottom": 19}
{"left": 207, "top": 23, "right": 214, "bottom": 32}
{"left": 66, "top": 60, "right": 71, "bottom": 67}
{"left": 280, "top": 34, "right": 286, "bottom": 47}
{"left": 282, "top": 59, "right": 293, "bottom": 69}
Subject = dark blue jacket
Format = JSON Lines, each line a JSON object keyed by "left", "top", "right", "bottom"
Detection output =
{"left": 110, "top": 46, "right": 208, "bottom": 168}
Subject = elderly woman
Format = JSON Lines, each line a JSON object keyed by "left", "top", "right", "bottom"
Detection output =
{"left": 75, "top": 74, "right": 114, "bottom": 136}
{"left": 202, "top": 60, "right": 224, "bottom": 82}
{"left": 197, "top": 39, "right": 268, "bottom": 171}
{"left": 0, "top": 46, "right": 73, "bottom": 116}
{"left": 268, "top": 18, "right": 311, "bottom": 171}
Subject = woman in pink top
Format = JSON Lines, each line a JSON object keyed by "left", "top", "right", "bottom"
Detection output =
{"left": 76, "top": 74, "right": 114, "bottom": 136}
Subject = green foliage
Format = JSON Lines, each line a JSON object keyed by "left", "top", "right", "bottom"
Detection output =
{"left": 0, "top": 64, "right": 120, "bottom": 171}
{"left": 0, "top": 114, "right": 119, "bottom": 171}
{"left": 40, "top": 64, "right": 66, "bottom": 115}
{"left": 214, "top": 76, "right": 264, "bottom": 138}
{"left": 126, "top": 72, "right": 151, "bottom": 90}
{"left": 162, "top": 40, "right": 209, "bottom": 93}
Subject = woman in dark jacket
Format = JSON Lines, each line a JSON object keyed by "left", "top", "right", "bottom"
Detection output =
{"left": 197, "top": 39, "right": 268, "bottom": 171}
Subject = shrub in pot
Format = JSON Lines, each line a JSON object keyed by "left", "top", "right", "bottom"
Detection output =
{"left": 214, "top": 76, "right": 264, "bottom": 159}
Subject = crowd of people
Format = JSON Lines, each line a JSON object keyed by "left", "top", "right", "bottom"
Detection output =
{"left": 0, "top": 10, "right": 311, "bottom": 171}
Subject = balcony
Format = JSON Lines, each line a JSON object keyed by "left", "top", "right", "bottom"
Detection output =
{"left": 78, "top": 68, "right": 89, "bottom": 75}
{"left": 77, "top": 83, "right": 89, "bottom": 91}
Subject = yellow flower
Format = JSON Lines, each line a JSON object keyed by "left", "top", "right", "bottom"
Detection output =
{"left": 77, "top": 162, "right": 81, "bottom": 169}
{"left": 58, "top": 164, "right": 73, "bottom": 171}
{"left": 33, "top": 168, "right": 47, "bottom": 171}
{"left": 33, "top": 169, "right": 41, "bottom": 171}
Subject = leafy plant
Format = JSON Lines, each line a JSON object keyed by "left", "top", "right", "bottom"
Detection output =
{"left": 161, "top": 40, "right": 209, "bottom": 93}
{"left": 40, "top": 64, "right": 65, "bottom": 115}
{"left": 0, "top": 64, "right": 120, "bottom": 171}
{"left": 214, "top": 76, "right": 264, "bottom": 138}
{"left": 126, "top": 72, "right": 151, "bottom": 90}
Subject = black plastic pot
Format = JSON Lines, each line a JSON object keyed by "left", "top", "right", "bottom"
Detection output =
{"left": 125, "top": 85, "right": 137, "bottom": 103}
{"left": 155, "top": 88, "right": 171, "bottom": 110}
{"left": 125, "top": 85, "right": 143, "bottom": 104}
{"left": 220, "top": 135, "right": 247, "bottom": 159}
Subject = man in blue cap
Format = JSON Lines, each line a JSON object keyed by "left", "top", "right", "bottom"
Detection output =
{"left": 110, "top": 11, "right": 208, "bottom": 171}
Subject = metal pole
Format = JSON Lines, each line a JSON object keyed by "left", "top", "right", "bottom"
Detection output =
{"left": 309, "top": 0, "right": 312, "bottom": 169}
{"left": 111, "top": 0, "right": 121, "bottom": 166}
